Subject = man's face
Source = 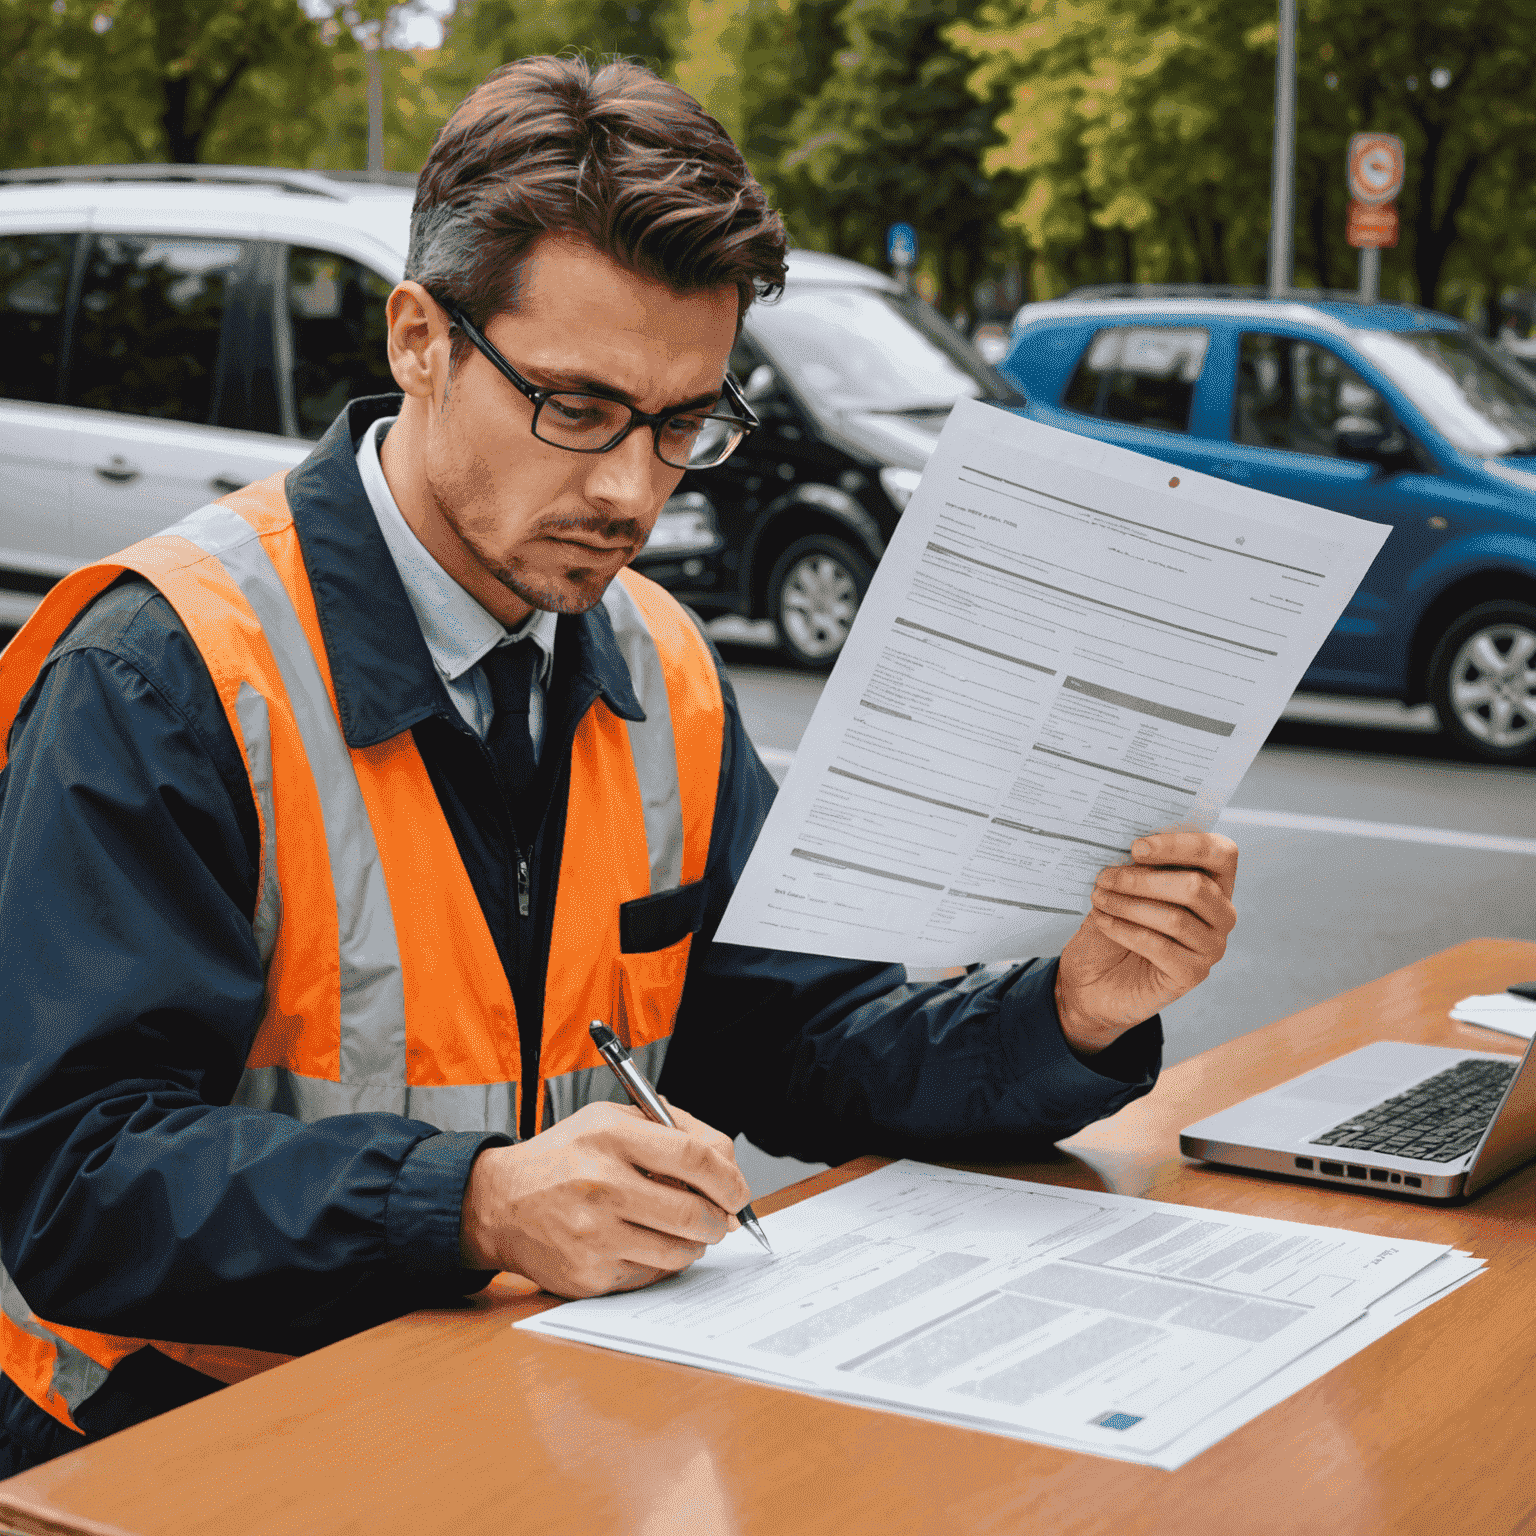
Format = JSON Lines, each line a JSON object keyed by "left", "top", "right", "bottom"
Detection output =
{"left": 397, "top": 235, "right": 739, "bottom": 620}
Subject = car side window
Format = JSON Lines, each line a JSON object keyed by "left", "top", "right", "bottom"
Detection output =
{"left": 1062, "top": 325, "right": 1210, "bottom": 433}
{"left": 0, "top": 232, "right": 75, "bottom": 406}
{"left": 286, "top": 247, "right": 395, "bottom": 440}
{"left": 1234, "top": 333, "right": 1395, "bottom": 457}
{"left": 65, "top": 234, "right": 244, "bottom": 424}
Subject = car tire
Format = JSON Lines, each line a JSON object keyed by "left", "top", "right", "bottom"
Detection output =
{"left": 1427, "top": 599, "right": 1536, "bottom": 765}
{"left": 767, "top": 534, "right": 872, "bottom": 671}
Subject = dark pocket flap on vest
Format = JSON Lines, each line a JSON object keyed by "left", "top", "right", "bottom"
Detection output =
{"left": 619, "top": 880, "right": 710, "bottom": 954}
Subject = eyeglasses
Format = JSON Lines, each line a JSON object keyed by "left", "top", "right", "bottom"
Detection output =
{"left": 444, "top": 304, "right": 759, "bottom": 470}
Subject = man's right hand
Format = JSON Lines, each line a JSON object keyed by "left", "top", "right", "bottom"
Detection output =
{"left": 458, "top": 1100, "right": 751, "bottom": 1298}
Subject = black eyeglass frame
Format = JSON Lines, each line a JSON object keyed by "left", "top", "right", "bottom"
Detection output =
{"left": 443, "top": 303, "right": 759, "bottom": 468}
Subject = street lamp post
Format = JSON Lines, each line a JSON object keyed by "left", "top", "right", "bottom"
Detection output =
{"left": 1267, "top": 0, "right": 1297, "bottom": 297}
{"left": 337, "top": 3, "right": 391, "bottom": 181}
{"left": 364, "top": 27, "right": 384, "bottom": 182}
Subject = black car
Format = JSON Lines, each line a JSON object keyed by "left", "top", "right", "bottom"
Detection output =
{"left": 631, "top": 250, "right": 1024, "bottom": 668}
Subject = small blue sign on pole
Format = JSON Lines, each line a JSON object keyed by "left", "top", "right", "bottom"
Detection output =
{"left": 886, "top": 222, "right": 917, "bottom": 268}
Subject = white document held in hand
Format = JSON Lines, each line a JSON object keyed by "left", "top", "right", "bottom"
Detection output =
{"left": 717, "top": 400, "right": 1390, "bottom": 965}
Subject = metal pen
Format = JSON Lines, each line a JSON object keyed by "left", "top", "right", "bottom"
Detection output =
{"left": 589, "top": 1021, "right": 772, "bottom": 1253}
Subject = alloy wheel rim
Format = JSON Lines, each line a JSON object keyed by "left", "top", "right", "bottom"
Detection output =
{"left": 1447, "top": 623, "right": 1536, "bottom": 749}
{"left": 779, "top": 554, "right": 859, "bottom": 658}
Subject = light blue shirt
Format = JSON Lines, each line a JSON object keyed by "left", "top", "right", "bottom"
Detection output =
{"left": 356, "top": 415, "right": 558, "bottom": 756}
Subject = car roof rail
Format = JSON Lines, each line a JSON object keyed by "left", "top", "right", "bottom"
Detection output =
{"left": 0, "top": 164, "right": 415, "bottom": 199}
{"left": 1060, "top": 282, "right": 1386, "bottom": 307}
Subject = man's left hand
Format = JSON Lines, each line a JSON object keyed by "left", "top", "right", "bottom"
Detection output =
{"left": 1056, "top": 831, "right": 1239, "bottom": 1057}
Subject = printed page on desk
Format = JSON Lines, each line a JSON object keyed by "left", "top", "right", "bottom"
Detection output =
{"left": 520, "top": 1162, "right": 1455, "bottom": 1467}
{"left": 716, "top": 400, "right": 1389, "bottom": 964}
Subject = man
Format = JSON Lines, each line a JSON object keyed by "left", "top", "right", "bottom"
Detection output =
{"left": 0, "top": 56, "right": 1237, "bottom": 1472}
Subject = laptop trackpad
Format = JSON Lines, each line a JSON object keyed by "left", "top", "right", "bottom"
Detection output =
{"left": 1275, "top": 1076, "right": 1399, "bottom": 1106}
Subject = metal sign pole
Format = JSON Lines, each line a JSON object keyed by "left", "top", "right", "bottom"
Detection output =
{"left": 1267, "top": 0, "right": 1298, "bottom": 296}
{"left": 1358, "top": 247, "right": 1381, "bottom": 303}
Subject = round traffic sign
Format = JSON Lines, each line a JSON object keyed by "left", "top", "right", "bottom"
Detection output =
{"left": 886, "top": 222, "right": 917, "bottom": 267}
{"left": 1348, "top": 133, "right": 1405, "bottom": 206}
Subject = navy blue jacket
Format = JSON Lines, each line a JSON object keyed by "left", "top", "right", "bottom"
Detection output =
{"left": 0, "top": 397, "right": 1160, "bottom": 1467}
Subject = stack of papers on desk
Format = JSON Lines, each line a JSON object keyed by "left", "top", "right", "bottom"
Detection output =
{"left": 1450, "top": 993, "right": 1536, "bottom": 1041}
{"left": 519, "top": 1163, "right": 1483, "bottom": 1470}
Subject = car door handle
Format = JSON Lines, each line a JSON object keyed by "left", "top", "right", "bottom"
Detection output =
{"left": 94, "top": 456, "right": 141, "bottom": 485}
{"left": 209, "top": 475, "right": 246, "bottom": 494}
{"left": 1215, "top": 461, "right": 1251, "bottom": 481}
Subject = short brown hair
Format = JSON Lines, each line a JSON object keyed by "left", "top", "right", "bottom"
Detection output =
{"left": 408, "top": 56, "right": 787, "bottom": 348}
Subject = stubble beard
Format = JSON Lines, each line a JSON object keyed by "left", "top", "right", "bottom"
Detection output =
{"left": 426, "top": 478, "right": 630, "bottom": 616}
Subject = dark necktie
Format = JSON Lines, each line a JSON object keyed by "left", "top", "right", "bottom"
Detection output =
{"left": 479, "top": 639, "right": 539, "bottom": 805}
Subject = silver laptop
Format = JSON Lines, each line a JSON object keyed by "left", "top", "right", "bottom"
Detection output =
{"left": 1180, "top": 1036, "right": 1536, "bottom": 1201}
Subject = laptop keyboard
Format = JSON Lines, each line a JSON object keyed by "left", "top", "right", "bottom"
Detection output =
{"left": 1309, "top": 1057, "right": 1517, "bottom": 1164}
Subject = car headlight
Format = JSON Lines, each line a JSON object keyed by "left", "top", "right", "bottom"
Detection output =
{"left": 879, "top": 466, "right": 924, "bottom": 510}
{"left": 643, "top": 490, "right": 721, "bottom": 554}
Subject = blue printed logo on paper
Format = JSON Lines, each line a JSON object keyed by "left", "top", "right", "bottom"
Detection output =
{"left": 1091, "top": 1411, "right": 1144, "bottom": 1432}
{"left": 886, "top": 222, "right": 917, "bottom": 266}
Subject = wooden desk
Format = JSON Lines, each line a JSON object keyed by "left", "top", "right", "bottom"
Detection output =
{"left": 2, "top": 939, "right": 1533, "bottom": 1536}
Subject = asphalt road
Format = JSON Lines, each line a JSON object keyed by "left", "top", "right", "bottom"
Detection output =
{"left": 711, "top": 626, "right": 1536, "bottom": 1197}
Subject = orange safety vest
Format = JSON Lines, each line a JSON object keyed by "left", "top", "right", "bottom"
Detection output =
{"left": 0, "top": 475, "right": 723, "bottom": 1433}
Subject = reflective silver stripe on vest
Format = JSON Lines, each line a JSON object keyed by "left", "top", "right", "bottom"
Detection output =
{"left": 235, "top": 682, "right": 282, "bottom": 969}
{"left": 603, "top": 579, "right": 684, "bottom": 893}
{"left": 155, "top": 514, "right": 692, "bottom": 1138}
{"left": 1, "top": 1261, "right": 113, "bottom": 1419}
{"left": 542, "top": 1039, "right": 672, "bottom": 1128}
{"left": 236, "top": 1067, "right": 519, "bottom": 1137}
{"left": 167, "top": 505, "right": 406, "bottom": 1085}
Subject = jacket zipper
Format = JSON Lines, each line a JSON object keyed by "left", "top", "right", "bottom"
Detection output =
{"left": 467, "top": 728, "right": 531, "bottom": 921}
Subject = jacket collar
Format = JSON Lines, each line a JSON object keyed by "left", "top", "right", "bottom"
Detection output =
{"left": 284, "top": 396, "right": 645, "bottom": 749}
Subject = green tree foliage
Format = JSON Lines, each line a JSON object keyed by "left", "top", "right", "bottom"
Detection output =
{"left": 728, "top": 0, "right": 844, "bottom": 239}
{"left": 954, "top": 0, "right": 1536, "bottom": 313}
{"left": 448, "top": 0, "right": 684, "bottom": 78}
{"left": 1292, "top": 0, "right": 1536, "bottom": 313}
{"left": 2, "top": 0, "right": 81, "bottom": 165}
{"left": 672, "top": 0, "right": 751, "bottom": 141}
{"left": 773, "top": 0, "right": 1022, "bottom": 313}
{"left": 1, "top": 0, "right": 335, "bottom": 167}
{"left": 357, "top": 0, "right": 691, "bottom": 176}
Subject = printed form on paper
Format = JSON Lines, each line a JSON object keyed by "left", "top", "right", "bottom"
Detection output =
{"left": 519, "top": 1162, "right": 1480, "bottom": 1470}
{"left": 716, "top": 400, "right": 1389, "bottom": 966}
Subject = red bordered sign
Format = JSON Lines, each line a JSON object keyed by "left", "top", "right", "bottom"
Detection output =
{"left": 1348, "top": 133, "right": 1405, "bottom": 206}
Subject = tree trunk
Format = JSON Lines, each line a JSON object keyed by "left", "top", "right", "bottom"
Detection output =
{"left": 161, "top": 77, "right": 197, "bottom": 163}
{"left": 1306, "top": 186, "right": 1335, "bottom": 291}
{"left": 161, "top": 58, "right": 253, "bottom": 163}
{"left": 1409, "top": 112, "right": 1481, "bottom": 312}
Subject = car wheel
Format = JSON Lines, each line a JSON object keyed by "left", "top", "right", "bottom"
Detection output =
{"left": 767, "top": 534, "right": 871, "bottom": 671}
{"left": 1427, "top": 599, "right": 1536, "bottom": 765}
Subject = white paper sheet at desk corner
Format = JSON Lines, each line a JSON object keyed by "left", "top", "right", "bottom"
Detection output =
{"left": 715, "top": 400, "right": 1389, "bottom": 967}
{"left": 516, "top": 1161, "right": 1481, "bottom": 1472}
{"left": 1450, "top": 993, "right": 1536, "bottom": 1041}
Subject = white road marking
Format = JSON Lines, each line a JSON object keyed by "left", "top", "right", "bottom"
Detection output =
{"left": 747, "top": 744, "right": 1536, "bottom": 858}
{"left": 1216, "top": 806, "right": 1536, "bottom": 857}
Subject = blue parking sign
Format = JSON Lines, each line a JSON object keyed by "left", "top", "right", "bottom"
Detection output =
{"left": 886, "top": 222, "right": 917, "bottom": 267}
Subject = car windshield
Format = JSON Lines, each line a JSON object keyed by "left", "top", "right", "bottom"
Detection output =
{"left": 748, "top": 285, "right": 1014, "bottom": 413}
{"left": 1352, "top": 328, "right": 1536, "bottom": 456}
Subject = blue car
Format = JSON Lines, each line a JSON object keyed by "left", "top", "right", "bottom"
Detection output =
{"left": 999, "top": 289, "right": 1536, "bottom": 765}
